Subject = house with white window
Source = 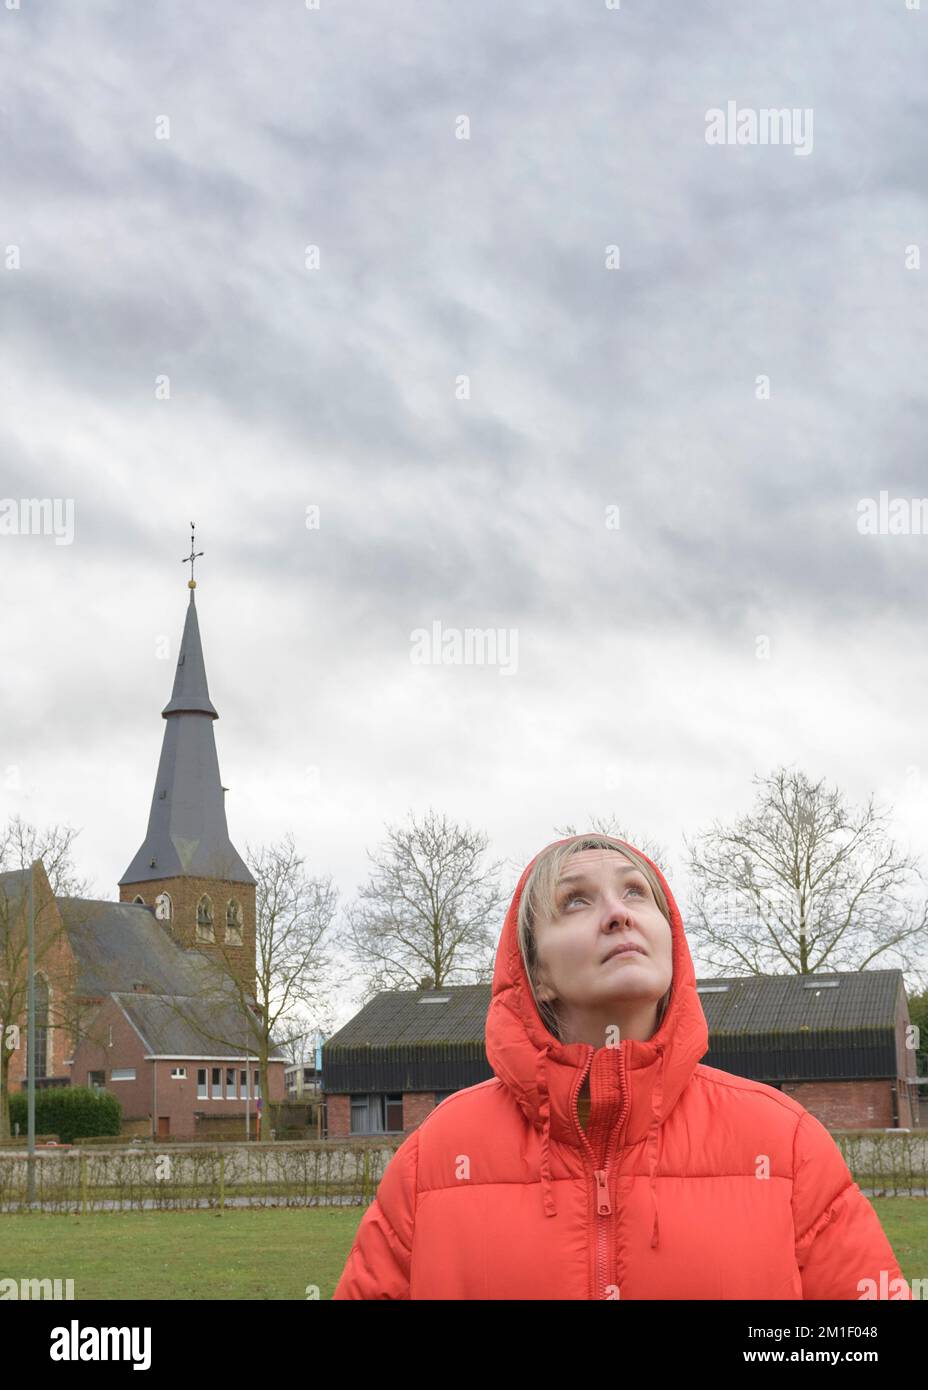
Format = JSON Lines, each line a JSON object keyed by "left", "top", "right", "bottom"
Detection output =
{"left": 64, "top": 895, "right": 286, "bottom": 1138}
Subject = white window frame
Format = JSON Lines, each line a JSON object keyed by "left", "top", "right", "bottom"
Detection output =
{"left": 110, "top": 1068, "right": 136, "bottom": 1082}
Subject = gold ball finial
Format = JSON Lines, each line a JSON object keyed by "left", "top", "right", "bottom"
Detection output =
{"left": 188, "top": 579, "right": 196, "bottom": 589}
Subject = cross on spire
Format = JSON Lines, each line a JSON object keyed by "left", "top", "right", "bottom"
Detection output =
{"left": 183, "top": 522, "right": 204, "bottom": 589}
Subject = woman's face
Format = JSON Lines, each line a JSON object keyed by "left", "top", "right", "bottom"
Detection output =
{"left": 532, "top": 849, "right": 674, "bottom": 1046}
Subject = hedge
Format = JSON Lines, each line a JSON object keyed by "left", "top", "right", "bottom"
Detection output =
{"left": 8, "top": 1086, "right": 121, "bottom": 1142}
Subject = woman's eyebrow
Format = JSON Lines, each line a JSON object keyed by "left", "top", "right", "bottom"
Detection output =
{"left": 556, "top": 866, "right": 641, "bottom": 888}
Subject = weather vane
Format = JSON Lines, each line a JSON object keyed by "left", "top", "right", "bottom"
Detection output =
{"left": 183, "top": 522, "right": 203, "bottom": 589}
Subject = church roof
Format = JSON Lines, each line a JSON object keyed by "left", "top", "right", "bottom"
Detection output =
{"left": 59, "top": 896, "right": 219, "bottom": 997}
{"left": 59, "top": 896, "right": 286, "bottom": 1060}
{"left": 118, "top": 588, "right": 255, "bottom": 887}
{"left": 0, "top": 868, "right": 29, "bottom": 920}
{"left": 113, "top": 991, "right": 286, "bottom": 1061}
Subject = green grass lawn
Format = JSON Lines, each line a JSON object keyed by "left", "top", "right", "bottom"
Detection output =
{"left": 0, "top": 1199, "right": 921, "bottom": 1300}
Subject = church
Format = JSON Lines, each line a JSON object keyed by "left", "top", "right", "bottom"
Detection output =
{"left": 1, "top": 541, "right": 286, "bottom": 1139}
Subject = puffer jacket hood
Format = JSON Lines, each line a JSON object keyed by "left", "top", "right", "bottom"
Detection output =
{"left": 485, "top": 836, "right": 708, "bottom": 1243}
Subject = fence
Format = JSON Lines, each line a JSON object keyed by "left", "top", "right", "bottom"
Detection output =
{"left": 0, "top": 1131, "right": 924, "bottom": 1214}
{"left": 0, "top": 1140, "right": 401, "bottom": 1213}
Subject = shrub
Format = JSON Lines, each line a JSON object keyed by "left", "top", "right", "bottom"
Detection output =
{"left": 9, "top": 1086, "right": 121, "bottom": 1143}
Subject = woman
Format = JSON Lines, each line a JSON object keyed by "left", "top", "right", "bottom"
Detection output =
{"left": 333, "top": 834, "right": 911, "bottom": 1299}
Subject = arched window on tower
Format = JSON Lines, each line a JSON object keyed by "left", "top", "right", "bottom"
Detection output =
{"left": 225, "top": 899, "right": 243, "bottom": 945}
{"left": 154, "top": 892, "right": 172, "bottom": 922}
{"left": 33, "top": 973, "right": 49, "bottom": 1079}
{"left": 133, "top": 895, "right": 145, "bottom": 905}
{"left": 196, "top": 894, "right": 215, "bottom": 943}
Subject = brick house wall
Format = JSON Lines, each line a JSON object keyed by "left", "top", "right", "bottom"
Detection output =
{"left": 402, "top": 1092, "right": 437, "bottom": 1132}
{"left": 329, "top": 1074, "right": 921, "bottom": 1142}
{"left": 70, "top": 995, "right": 151, "bottom": 1117}
{"left": 781, "top": 1079, "right": 897, "bottom": 1129}
{"left": 325, "top": 1091, "right": 441, "bottom": 1139}
{"left": 894, "top": 983, "right": 919, "bottom": 1127}
{"left": 71, "top": 995, "right": 285, "bottom": 1138}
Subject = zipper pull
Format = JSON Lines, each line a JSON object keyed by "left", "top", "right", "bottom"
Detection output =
{"left": 594, "top": 1168, "right": 611, "bottom": 1215}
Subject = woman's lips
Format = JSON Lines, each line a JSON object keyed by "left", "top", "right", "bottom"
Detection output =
{"left": 602, "top": 945, "right": 646, "bottom": 963}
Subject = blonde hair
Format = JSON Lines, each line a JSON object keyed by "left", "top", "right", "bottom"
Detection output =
{"left": 517, "top": 834, "right": 673, "bottom": 1043}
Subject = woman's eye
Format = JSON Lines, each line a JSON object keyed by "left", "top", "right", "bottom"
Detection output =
{"left": 562, "top": 882, "right": 646, "bottom": 909}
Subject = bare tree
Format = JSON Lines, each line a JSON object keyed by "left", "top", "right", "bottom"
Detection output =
{"left": 552, "top": 816, "right": 673, "bottom": 878}
{"left": 169, "top": 833, "right": 341, "bottom": 1125}
{"left": 343, "top": 808, "right": 507, "bottom": 999}
{"left": 278, "top": 1024, "right": 317, "bottom": 1069}
{"left": 0, "top": 815, "right": 93, "bottom": 898}
{"left": 683, "top": 766, "right": 928, "bottom": 977}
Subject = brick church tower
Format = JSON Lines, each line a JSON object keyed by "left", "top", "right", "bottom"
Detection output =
{"left": 118, "top": 539, "right": 256, "bottom": 995}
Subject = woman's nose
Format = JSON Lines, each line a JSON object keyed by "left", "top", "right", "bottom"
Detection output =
{"left": 601, "top": 897, "right": 632, "bottom": 928}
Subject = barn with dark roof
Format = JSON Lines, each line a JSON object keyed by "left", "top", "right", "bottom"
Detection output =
{"left": 322, "top": 970, "right": 920, "bottom": 1138}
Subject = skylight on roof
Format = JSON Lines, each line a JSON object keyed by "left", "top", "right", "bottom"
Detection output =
{"left": 417, "top": 996, "right": 451, "bottom": 1004}
{"left": 802, "top": 980, "right": 840, "bottom": 989}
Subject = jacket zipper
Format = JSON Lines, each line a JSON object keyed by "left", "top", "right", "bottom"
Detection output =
{"left": 570, "top": 1045, "right": 631, "bottom": 1300}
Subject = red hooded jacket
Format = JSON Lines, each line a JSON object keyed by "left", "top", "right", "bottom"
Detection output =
{"left": 333, "top": 839, "right": 911, "bottom": 1299}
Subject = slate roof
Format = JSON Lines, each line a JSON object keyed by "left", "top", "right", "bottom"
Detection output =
{"left": 113, "top": 991, "right": 286, "bottom": 1060}
{"left": 694, "top": 969, "right": 904, "bottom": 1034}
{"left": 57, "top": 896, "right": 217, "bottom": 998}
{"left": 57, "top": 896, "right": 286, "bottom": 1062}
{"left": 118, "top": 590, "right": 254, "bottom": 888}
{"left": 325, "top": 971, "right": 905, "bottom": 1050}
{"left": 324, "top": 985, "right": 493, "bottom": 1049}
{"left": 0, "top": 868, "right": 29, "bottom": 920}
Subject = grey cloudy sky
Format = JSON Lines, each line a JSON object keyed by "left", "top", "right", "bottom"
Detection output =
{"left": 2, "top": 1, "right": 927, "bottom": 1023}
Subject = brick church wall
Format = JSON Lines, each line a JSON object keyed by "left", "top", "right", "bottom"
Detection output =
{"left": 119, "top": 875, "right": 256, "bottom": 995}
{"left": 5, "top": 860, "right": 80, "bottom": 1089}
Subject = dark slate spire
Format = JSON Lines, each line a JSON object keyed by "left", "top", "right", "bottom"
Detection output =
{"left": 119, "top": 546, "right": 254, "bottom": 888}
{"left": 161, "top": 592, "right": 219, "bottom": 718}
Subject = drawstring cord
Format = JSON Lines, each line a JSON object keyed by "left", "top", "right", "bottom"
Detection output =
{"left": 536, "top": 1042, "right": 558, "bottom": 1217}
{"left": 648, "top": 1043, "right": 665, "bottom": 1248}
{"left": 537, "top": 1039, "right": 665, "bottom": 1239}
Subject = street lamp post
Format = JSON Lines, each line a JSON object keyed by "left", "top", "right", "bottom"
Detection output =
{"left": 26, "top": 860, "right": 36, "bottom": 1205}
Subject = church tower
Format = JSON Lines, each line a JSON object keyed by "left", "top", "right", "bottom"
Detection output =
{"left": 119, "top": 528, "right": 256, "bottom": 995}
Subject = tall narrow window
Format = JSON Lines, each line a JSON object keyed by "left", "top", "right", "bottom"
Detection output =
{"left": 197, "top": 1068, "right": 207, "bottom": 1099}
{"left": 196, "top": 895, "right": 215, "bottom": 943}
{"left": 225, "top": 899, "right": 243, "bottom": 945}
{"left": 154, "top": 892, "right": 172, "bottom": 922}
{"left": 211, "top": 1066, "right": 222, "bottom": 1099}
{"left": 33, "top": 974, "right": 49, "bottom": 1079}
